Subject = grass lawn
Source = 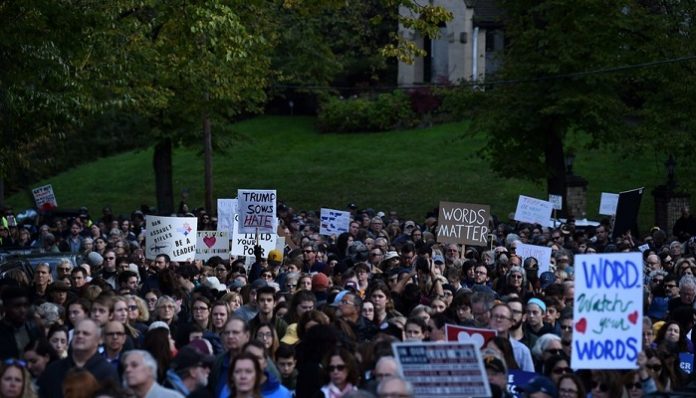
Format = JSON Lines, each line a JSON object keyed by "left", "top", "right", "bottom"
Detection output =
{"left": 7, "top": 116, "right": 668, "bottom": 234}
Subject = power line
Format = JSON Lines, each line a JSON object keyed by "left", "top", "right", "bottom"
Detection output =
{"left": 269, "top": 54, "right": 696, "bottom": 91}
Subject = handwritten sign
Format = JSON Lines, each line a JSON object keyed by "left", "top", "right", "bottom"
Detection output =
{"left": 514, "top": 195, "right": 553, "bottom": 226}
{"left": 237, "top": 189, "right": 276, "bottom": 234}
{"left": 549, "top": 194, "right": 563, "bottom": 211}
{"left": 392, "top": 341, "right": 491, "bottom": 398}
{"left": 145, "top": 215, "right": 198, "bottom": 261}
{"left": 195, "top": 231, "right": 230, "bottom": 261}
{"left": 437, "top": 202, "right": 490, "bottom": 246}
{"left": 230, "top": 212, "right": 277, "bottom": 258}
{"left": 319, "top": 208, "right": 350, "bottom": 236}
{"left": 217, "top": 199, "right": 236, "bottom": 234}
{"left": 515, "top": 243, "right": 553, "bottom": 274}
{"left": 445, "top": 324, "right": 496, "bottom": 349}
{"left": 571, "top": 252, "right": 643, "bottom": 369}
{"left": 32, "top": 184, "right": 58, "bottom": 211}
{"left": 599, "top": 192, "right": 619, "bottom": 216}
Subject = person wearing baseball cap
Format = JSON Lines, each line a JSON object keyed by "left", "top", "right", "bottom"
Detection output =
{"left": 164, "top": 345, "right": 215, "bottom": 396}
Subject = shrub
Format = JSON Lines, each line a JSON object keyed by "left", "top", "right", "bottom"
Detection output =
{"left": 317, "top": 90, "right": 417, "bottom": 133}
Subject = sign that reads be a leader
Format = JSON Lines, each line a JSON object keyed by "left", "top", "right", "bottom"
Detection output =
{"left": 571, "top": 252, "right": 643, "bottom": 370}
{"left": 237, "top": 189, "right": 276, "bottom": 234}
{"left": 438, "top": 202, "right": 490, "bottom": 246}
{"left": 146, "top": 215, "right": 198, "bottom": 261}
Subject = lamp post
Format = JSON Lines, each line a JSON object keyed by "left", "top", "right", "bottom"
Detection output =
{"left": 666, "top": 154, "right": 676, "bottom": 191}
{"left": 565, "top": 152, "right": 575, "bottom": 176}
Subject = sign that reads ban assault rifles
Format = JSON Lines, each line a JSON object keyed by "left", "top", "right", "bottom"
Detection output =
{"left": 145, "top": 215, "right": 198, "bottom": 261}
{"left": 437, "top": 202, "right": 490, "bottom": 246}
{"left": 237, "top": 189, "right": 276, "bottom": 234}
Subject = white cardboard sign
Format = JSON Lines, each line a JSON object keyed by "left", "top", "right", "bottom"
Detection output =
{"left": 549, "top": 194, "right": 563, "bottom": 210}
{"left": 599, "top": 192, "right": 619, "bottom": 216}
{"left": 32, "top": 184, "right": 58, "bottom": 210}
{"left": 319, "top": 208, "right": 351, "bottom": 236}
{"left": 231, "top": 212, "right": 277, "bottom": 258}
{"left": 195, "top": 231, "right": 230, "bottom": 261}
{"left": 514, "top": 195, "right": 553, "bottom": 225}
{"left": 237, "top": 189, "right": 276, "bottom": 234}
{"left": 145, "top": 215, "right": 198, "bottom": 261}
{"left": 515, "top": 243, "right": 553, "bottom": 274}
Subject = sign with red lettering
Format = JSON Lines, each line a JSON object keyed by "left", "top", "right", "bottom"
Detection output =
{"left": 237, "top": 189, "right": 276, "bottom": 234}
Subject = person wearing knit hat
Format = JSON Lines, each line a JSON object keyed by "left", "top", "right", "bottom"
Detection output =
{"left": 312, "top": 273, "right": 331, "bottom": 304}
{"left": 524, "top": 298, "right": 555, "bottom": 338}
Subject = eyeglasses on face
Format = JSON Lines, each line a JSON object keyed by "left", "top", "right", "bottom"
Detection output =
{"left": 327, "top": 364, "right": 346, "bottom": 372}
{"left": 545, "top": 349, "right": 564, "bottom": 355}
{"left": 552, "top": 367, "right": 572, "bottom": 375}
{"left": 625, "top": 382, "right": 642, "bottom": 390}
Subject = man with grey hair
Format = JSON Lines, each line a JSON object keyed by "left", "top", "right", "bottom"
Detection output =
{"left": 122, "top": 350, "right": 183, "bottom": 398}
{"left": 669, "top": 275, "right": 696, "bottom": 313}
{"left": 38, "top": 319, "right": 118, "bottom": 398}
{"left": 377, "top": 375, "right": 414, "bottom": 398}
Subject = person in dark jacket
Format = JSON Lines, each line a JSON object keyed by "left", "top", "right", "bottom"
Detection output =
{"left": 0, "top": 286, "right": 42, "bottom": 360}
{"left": 37, "top": 319, "right": 119, "bottom": 398}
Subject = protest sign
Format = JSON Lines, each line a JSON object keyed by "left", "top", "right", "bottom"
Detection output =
{"left": 319, "top": 208, "right": 350, "bottom": 236}
{"left": 231, "top": 212, "right": 277, "bottom": 258}
{"left": 217, "top": 198, "right": 236, "bottom": 234}
{"left": 445, "top": 324, "right": 496, "bottom": 349}
{"left": 507, "top": 370, "right": 537, "bottom": 398}
{"left": 514, "top": 195, "right": 553, "bottom": 226}
{"left": 599, "top": 192, "right": 619, "bottom": 216}
{"left": 393, "top": 341, "right": 491, "bottom": 398}
{"left": 32, "top": 184, "right": 58, "bottom": 211}
{"left": 571, "top": 252, "right": 643, "bottom": 369}
{"left": 680, "top": 353, "right": 694, "bottom": 375}
{"left": 437, "top": 202, "right": 490, "bottom": 246}
{"left": 237, "top": 189, "right": 276, "bottom": 234}
{"left": 195, "top": 231, "right": 230, "bottom": 261}
{"left": 612, "top": 188, "right": 644, "bottom": 240}
{"left": 549, "top": 194, "right": 563, "bottom": 211}
{"left": 515, "top": 243, "right": 553, "bottom": 274}
{"left": 145, "top": 215, "right": 198, "bottom": 261}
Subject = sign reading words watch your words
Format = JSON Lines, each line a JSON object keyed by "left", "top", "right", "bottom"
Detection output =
{"left": 571, "top": 252, "right": 643, "bottom": 369}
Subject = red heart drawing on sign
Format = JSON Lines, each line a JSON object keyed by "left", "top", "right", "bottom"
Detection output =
{"left": 576, "top": 318, "right": 587, "bottom": 334}
{"left": 203, "top": 236, "right": 217, "bottom": 248}
{"left": 628, "top": 311, "right": 638, "bottom": 325}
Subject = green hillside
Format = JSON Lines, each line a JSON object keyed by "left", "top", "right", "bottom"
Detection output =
{"left": 7, "top": 116, "right": 666, "bottom": 234}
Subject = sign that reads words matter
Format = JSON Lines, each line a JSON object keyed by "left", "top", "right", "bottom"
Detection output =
{"left": 145, "top": 215, "right": 198, "bottom": 261}
{"left": 237, "top": 189, "right": 276, "bottom": 234}
{"left": 32, "top": 184, "right": 58, "bottom": 211}
{"left": 514, "top": 195, "right": 553, "bottom": 226}
{"left": 319, "top": 208, "right": 351, "bottom": 236}
{"left": 437, "top": 202, "right": 490, "bottom": 246}
{"left": 393, "top": 341, "right": 491, "bottom": 398}
{"left": 571, "top": 252, "right": 643, "bottom": 369}
{"left": 195, "top": 231, "right": 230, "bottom": 261}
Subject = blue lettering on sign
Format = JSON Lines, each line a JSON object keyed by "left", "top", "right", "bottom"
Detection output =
{"left": 582, "top": 258, "right": 640, "bottom": 289}
{"left": 574, "top": 337, "right": 638, "bottom": 361}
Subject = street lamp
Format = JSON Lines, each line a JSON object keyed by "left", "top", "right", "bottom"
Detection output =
{"left": 666, "top": 154, "right": 676, "bottom": 190}
{"left": 565, "top": 152, "right": 575, "bottom": 175}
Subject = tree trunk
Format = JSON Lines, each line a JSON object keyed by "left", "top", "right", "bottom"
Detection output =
{"left": 544, "top": 124, "right": 567, "bottom": 218}
{"left": 153, "top": 138, "right": 174, "bottom": 215}
{"left": 0, "top": 178, "right": 4, "bottom": 210}
{"left": 203, "top": 114, "right": 213, "bottom": 213}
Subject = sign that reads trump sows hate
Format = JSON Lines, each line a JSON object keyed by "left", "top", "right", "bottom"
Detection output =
{"left": 438, "top": 202, "right": 490, "bottom": 246}
{"left": 237, "top": 189, "right": 276, "bottom": 234}
{"left": 146, "top": 215, "right": 198, "bottom": 261}
{"left": 571, "top": 252, "right": 643, "bottom": 369}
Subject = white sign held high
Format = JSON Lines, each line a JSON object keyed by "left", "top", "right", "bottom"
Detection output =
{"left": 145, "top": 215, "right": 198, "bottom": 261}
{"left": 237, "top": 189, "right": 276, "bottom": 234}
{"left": 514, "top": 195, "right": 553, "bottom": 225}
{"left": 599, "top": 192, "right": 619, "bottom": 216}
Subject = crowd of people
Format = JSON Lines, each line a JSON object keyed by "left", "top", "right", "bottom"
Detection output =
{"left": 1, "top": 203, "right": 696, "bottom": 398}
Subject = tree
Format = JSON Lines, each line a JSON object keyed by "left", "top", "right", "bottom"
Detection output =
{"left": 473, "top": 0, "right": 696, "bottom": 214}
